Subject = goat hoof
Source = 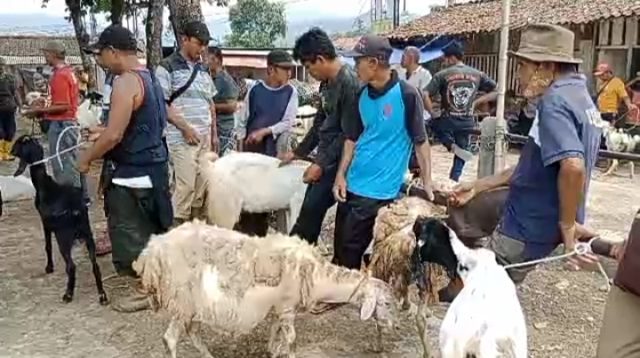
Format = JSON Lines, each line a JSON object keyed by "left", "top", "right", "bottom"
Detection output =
{"left": 98, "top": 293, "right": 109, "bottom": 306}
{"left": 45, "top": 266, "right": 54, "bottom": 274}
{"left": 62, "top": 293, "right": 73, "bottom": 303}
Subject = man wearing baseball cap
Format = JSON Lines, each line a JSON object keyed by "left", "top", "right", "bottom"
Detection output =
{"left": 156, "top": 20, "right": 218, "bottom": 226}
{"left": 233, "top": 49, "right": 298, "bottom": 235}
{"left": 24, "top": 39, "right": 88, "bottom": 203}
{"left": 79, "top": 24, "right": 173, "bottom": 312}
{"left": 333, "top": 34, "right": 433, "bottom": 269}
{"left": 593, "top": 62, "right": 637, "bottom": 124}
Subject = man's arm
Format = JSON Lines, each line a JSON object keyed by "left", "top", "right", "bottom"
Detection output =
{"left": 82, "top": 73, "right": 140, "bottom": 162}
{"left": 214, "top": 74, "right": 239, "bottom": 114}
{"left": 557, "top": 157, "right": 586, "bottom": 247}
{"left": 268, "top": 87, "right": 297, "bottom": 138}
{"left": 473, "top": 166, "right": 515, "bottom": 192}
{"left": 473, "top": 73, "right": 498, "bottom": 109}
{"left": 336, "top": 139, "right": 356, "bottom": 178}
{"left": 424, "top": 73, "right": 442, "bottom": 116}
{"left": 402, "top": 82, "right": 432, "bottom": 188}
{"left": 236, "top": 82, "right": 255, "bottom": 140}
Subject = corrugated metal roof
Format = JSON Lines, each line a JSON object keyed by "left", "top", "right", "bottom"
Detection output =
{"left": 389, "top": 0, "right": 640, "bottom": 38}
{"left": 0, "top": 55, "right": 83, "bottom": 65}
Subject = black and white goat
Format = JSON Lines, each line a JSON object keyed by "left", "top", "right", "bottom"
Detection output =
{"left": 11, "top": 135, "right": 108, "bottom": 305}
{"left": 601, "top": 122, "right": 640, "bottom": 178}
{"left": 413, "top": 217, "right": 527, "bottom": 358}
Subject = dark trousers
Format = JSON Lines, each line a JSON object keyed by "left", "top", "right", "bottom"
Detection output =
{"left": 236, "top": 212, "right": 270, "bottom": 237}
{"left": 430, "top": 117, "right": 476, "bottom": 181}
{"left": 290, "top": 165, "right": 337, "bottom": 245}
{"left": 106, "top": 185, "right": 167, "bottom": 277}
{"left": 332, "top": 192, "right": 392, "bottom": 269}
{"left": 0, "top": 109, "right": 16, "bottom": 141}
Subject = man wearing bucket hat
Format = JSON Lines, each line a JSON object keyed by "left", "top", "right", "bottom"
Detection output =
{"left": 445, "top": 23, "right": 601, "bottom": 297}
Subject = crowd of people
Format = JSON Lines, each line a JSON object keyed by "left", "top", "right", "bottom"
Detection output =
{"left": 0, "top": 20, "right": 638, "bottom": 357}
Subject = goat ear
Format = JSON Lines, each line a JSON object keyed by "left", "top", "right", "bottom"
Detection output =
{"left": 360, "top": 294, "right": 376, "bottom": 321}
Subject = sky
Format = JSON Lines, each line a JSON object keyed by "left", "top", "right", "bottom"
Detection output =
{"left": 2, "top": 0, "right": 442, "bottom": 20}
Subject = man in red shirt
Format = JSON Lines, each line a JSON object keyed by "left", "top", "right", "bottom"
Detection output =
{"left": 25, "top": 40, "right": 87, "bottom": 201}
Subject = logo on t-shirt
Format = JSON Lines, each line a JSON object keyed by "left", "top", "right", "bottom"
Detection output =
{"left": 447, "top": 79, "right": 477, "bottom": 114}
{"left": 383, "top": 103, "right": 393, "bottom": 118}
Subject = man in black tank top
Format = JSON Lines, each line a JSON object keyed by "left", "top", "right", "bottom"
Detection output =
{"left": 79, "top": 25, "right": 173, "bottom": 313}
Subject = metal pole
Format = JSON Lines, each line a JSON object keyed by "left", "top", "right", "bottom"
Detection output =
{"left": 493, "top": 0, "right": 511, "bottom": 172}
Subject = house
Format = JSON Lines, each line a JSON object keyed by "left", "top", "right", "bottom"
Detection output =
{"left": 161, "top": 46, "right": 308, "bottom": 82}
{"left": 387, "top": 0, "right": 640, "bottom": 92}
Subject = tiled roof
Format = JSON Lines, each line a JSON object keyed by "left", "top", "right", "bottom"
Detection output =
{"left": 389, "top": 0, "right": 640, "bottom": 38}
{"left": 332, "top": 36, "right": 360, "bottom": 50}
{"left": 0, "top": 36, "right": 81, "bottom": 58}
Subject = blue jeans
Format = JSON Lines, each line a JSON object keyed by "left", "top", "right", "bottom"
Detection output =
{"left": 430, "top": 116, "right": 475, "bottom": 181}
{"left": 46, "top": 120, "right": 89, "bottom": 200}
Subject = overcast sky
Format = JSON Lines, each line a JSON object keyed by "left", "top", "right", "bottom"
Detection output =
{"left": 3, "top": 0, "right": 442, "bottom": 19}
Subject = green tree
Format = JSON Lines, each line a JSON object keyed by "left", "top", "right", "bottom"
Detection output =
{"left": 226, "top": 0, "right": 287, "bottom": 48}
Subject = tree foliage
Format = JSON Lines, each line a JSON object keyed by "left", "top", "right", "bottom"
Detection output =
{"left": 226, "top": 0, "right": 287, "bottom": 48}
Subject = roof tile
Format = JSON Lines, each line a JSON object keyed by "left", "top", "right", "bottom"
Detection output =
{"left": 0, "top": 36, "right": 81, "bottom": 57}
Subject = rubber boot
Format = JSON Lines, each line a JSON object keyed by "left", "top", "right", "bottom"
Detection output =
{"left": 4, "top": 140, "right": 14, "bottom": 161}
{"left": 0, "top": 140, "right": 7, "bottom": 161}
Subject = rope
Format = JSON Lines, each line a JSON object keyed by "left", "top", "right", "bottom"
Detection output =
{"left": 504, "top": 237, "right": 611, "bottom": 291}
{"left": 30, "top": 124, "right": 86, "bottom": 168}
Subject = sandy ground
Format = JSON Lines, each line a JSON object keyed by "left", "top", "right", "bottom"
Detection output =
{"left": 0, "top": 127, "right": 636, "bottom": 358}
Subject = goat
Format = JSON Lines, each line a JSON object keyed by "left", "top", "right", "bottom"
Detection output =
{"left": 601, "top": 122, "right": 640, "bottom": 179}
{"left": 200, "top": 151, "right": 310, "bottom": 233}
{"left": 133, "top": 220, "right": 395, "bottom": 358}
{"left": 413, "top": 217, "right": 527, "bottom": 358}
{"left": 11, "top": 135, "right": 108, "bottom": 305}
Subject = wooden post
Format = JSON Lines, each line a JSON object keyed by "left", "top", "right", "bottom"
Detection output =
{"left": 478, "top": 116, "right": 497, "bottom": 179}
{"left": 494, "top": 0, "right": 511, "bottom": 172}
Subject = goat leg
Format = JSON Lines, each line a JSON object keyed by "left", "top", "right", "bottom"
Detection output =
{"left": 630, "top": 161, "right": 635, "bottom": 179}
{"left": 603, "top": 159, "right": 619, "bottom": 177}
{"left": 83, "top": 228, "right": 109, "bottom": 305}
{"left": 373, "top": 321, "right": 384, "bottom": 353}
{"left": 269, "top": 307, "right": 297, "bottom": 358}
{"left": 163, "top": 317, "right": 184, "bottom": 358}
{"left": 56, "top": 232, "right": 76, "bottom": 303}
{"left": 186, "top": 322, "right": 214, "bottom": 358}
{"left": 44, "top": 227, "right": 54, "bottom": 274}
{"left": 415, "top": 302, "right": 433, "bottom": 358}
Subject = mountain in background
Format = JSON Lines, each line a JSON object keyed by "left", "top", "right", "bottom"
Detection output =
{"left": 0, "top": 11, "right": 420, "bottom": 47}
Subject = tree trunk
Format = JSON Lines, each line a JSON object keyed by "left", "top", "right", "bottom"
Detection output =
{"left": 66, "top": 0, "right": 96, "bottom": 89}
{"left": 146, "top": 0, "right": 164, "bottom": 69}
{"left": 167, "top": 0, "right": 205, "bottom": 47}
{"left": 110, "top": 0, "right": 125, "bottom": 24}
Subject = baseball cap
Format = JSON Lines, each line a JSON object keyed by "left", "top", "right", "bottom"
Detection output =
{"left": 340, "top": 35, "right": 392, "bottom": 61}
{"left": 594, "top": 63, "right": 612, "bottom": 76}
{"left": 84, "top": 24, "right": 138, "bottom": 54}
{"left": 42, "top": 40, "right": 67, "bottom": 55}
{"left": 267, "top": 50, "right": 296, "bottom": 68}
{"left": 442, "top": 41, "right": 464, "bottom": 58}
{"left": 182, "top": 21, "right": 211, "bottom": 44}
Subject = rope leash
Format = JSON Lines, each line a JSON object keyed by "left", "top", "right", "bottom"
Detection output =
{"left": 504, "top": 237, "right": 611, "bottom": 291}
{"left": 30, "top": 125, "right": 87, "bottom": 167}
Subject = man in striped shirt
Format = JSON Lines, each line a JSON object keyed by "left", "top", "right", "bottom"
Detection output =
{"left": 156, "top": 21, "right": 217, "bottom": 225}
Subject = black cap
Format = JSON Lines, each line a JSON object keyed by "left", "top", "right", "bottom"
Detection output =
{"left": 267, "top": 50, "right": 295, "bottom": 68}
{"left": 84, "top": 24, "right": 138, "bottom": 54}
{"left": 341, "top": 35, "right": 392, "bottom": 61}
{"left": 182, "top": 21, "right": 211, "bottom": 44}
{"left": 442, "top": 40, "right": 464, "bottom": 58}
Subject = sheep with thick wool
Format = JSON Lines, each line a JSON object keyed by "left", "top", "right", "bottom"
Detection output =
{"left": 367, "top": 196, "right": 448, "bottom": 358}
{"left": 133, "top": 221, "right": 396, "bottom": 358}
{"left": 200, "top": 152, "right": 310, "bottom": 232}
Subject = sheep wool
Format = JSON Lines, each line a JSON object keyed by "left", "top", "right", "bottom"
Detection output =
{"left": 200, "top": 152, "right": 310, "bottom": 231}
{"left": 133, "top": 221, "right": 396, "bottom": 357}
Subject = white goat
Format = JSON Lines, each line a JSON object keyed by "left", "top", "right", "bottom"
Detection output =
{"left": 133, "top": 221, "right": 395, "bottom": 358}
{"left": 200, "top": 152, "right": 310, "bottom": 232}
{"left": 602, "top": 123, "right": 640, "bottom": 179}
{"left": 438, "top": 222, "right": 527, "bottom": 358}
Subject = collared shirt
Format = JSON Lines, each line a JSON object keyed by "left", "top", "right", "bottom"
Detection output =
{"left": 499, "top": 74, "right": 602, "bottom": 259}
{"left": 597, "top": 77, "right": 628, "bottom": 114}
{"left": 45, "top": 64, "right": 79, "bottom": 121}
{"left": 156, "top": 52, "right": 217, "bottom": 146}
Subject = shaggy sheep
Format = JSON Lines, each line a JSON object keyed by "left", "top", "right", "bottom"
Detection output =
{"left": 200, "top": 152, "right": 310, "bottom": 233}
{"left": 367, "top": 196, "right": 447, "bottom": 358}
{"left": 133, "top": 221, "right": 395, "bottom": 358}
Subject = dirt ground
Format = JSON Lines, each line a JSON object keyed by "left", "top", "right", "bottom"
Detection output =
{"left": 0, "top": 131, "right": 635, "bottom": 357}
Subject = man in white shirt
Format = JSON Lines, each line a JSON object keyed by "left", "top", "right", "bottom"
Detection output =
{"left": 401, "top": 46, "right": 432, "bottom": 105}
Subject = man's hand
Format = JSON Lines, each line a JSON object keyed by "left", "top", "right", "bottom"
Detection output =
{"left": 246, "top": 128, "right": 270, "bottom": 145}
{"left": 333, "top": 174, "right": 347, "bottom": 202}
{"left": 421, "top": 177, "right": 435, "bottom": 201}
{"left": 82, "top": 126, "right": 105, "bottom": 142}
{"left": 278, "top": 151, "right": 296, "bottom": 167}
{"left": 563, "top": 222, "right": 599, "bottom": 271}
{"left": 610, "top": 241, "right": 627, "bottom": 263}
{"left": 448, "top": 181, "right": 477, "bottom": 207}
{"left": 303, "top": 163, "right": 323, "bottom": 184}
{"left": 77, "top": 155, "right": 91, "bottom": 174}
{"left": 180, "top": 125, "right": 200, "bottom": 146}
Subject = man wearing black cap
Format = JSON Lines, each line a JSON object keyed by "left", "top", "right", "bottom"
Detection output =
{"left": 425, "top": 41, "right": 497, "bottom": 182}
{"left": 335, "top": 34, "right": 433, "bottom": 270}
{"left": 156, "top": 20, "right": 218, "bottom": 225}
{"left": 79, "top": 24, "right": 173, "bottom": 312}
{"left": 235, "top": 49, "right": 299, "bottom": 235}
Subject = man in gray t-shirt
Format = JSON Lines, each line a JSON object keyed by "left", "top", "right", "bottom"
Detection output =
{"left": 208, "top": 47, "right": 239, "bottom": 156}
{"left": 425, "top": 41, "right": 497, "bottom": 181}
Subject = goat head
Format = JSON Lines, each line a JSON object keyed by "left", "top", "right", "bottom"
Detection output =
{"left": 413, "top": 216, "right": 459, "bottom": 279}
{"left": 11, "top": 135, "right": 44, "bottom": 177}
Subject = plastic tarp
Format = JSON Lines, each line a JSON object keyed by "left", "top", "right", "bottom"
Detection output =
{"left": 0, "top": 175, "right": 35, "bottom": 202}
